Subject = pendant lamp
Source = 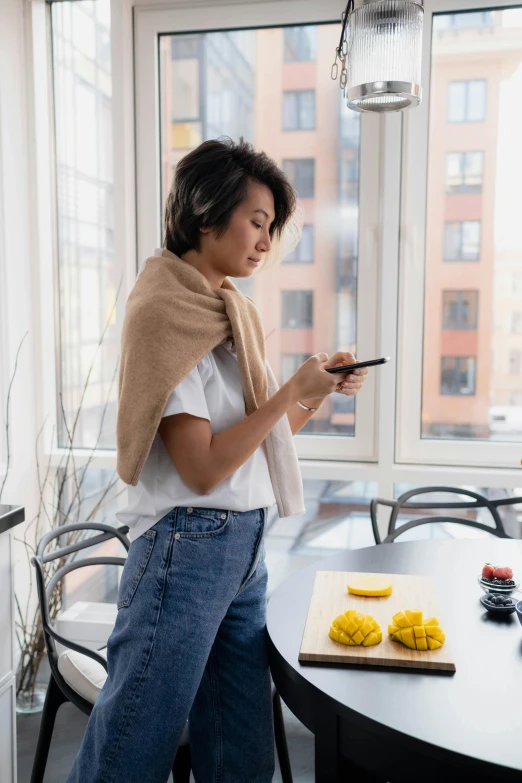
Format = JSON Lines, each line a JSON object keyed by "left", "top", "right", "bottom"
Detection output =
{"left": 332, "top": 0, "right": 424, "bottom": 113}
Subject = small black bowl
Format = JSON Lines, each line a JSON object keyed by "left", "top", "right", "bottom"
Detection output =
{"left": 480, "top": 594, "right": 516, "bottom": 615}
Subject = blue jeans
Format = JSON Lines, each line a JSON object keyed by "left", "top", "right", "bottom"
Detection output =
{"left": 67, "top": 506, "right": 273, "bottom": 783}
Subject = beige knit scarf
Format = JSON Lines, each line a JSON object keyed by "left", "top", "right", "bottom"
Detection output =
{"left": 116, "top": 248, "right": 305, "bottom": 518}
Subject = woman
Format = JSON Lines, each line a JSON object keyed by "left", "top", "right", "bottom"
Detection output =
{"left": 68, "top": 137, "right": 367, "bottom": 783}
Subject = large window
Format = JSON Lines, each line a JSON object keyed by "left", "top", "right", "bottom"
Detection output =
{"left": 447, "top": 79, "right": 487, "bottom": 122}
{"left": 446, "top": 152, "right": 483, "bottom": 192}
{"left": 441, "top": 357, "right": 476, "bottom": 395}
{"left": 442, "top": 291, "right": 478, "bottom": 330}
{"left": 406, "top": 7, "right": 522, "bottom": 455}
{"left": 444, "top": 221, "right": 481, "bottom": 261}
{"left": 153, "top": 20, "right": 365, "bottom": 444}
{"left": 281, "top": 291, "right": 313, "bottom": 328}
{"left": 51, "top": 0, "right": 119, "bottom": 450}
{"left": 283, "top": 90, "right": 315, "bottom": 130}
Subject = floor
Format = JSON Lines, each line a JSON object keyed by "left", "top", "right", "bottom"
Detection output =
{"left": 17, "top": 697, "right": 314, "bottom": 783}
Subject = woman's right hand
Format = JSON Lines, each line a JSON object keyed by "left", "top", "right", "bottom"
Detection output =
{"left": 286, "top": 353, "right": 342, "bottom": 403}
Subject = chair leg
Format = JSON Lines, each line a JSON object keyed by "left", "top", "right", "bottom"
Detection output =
{"left": 172, "top": 743, "right": 192, "bottom": 783}
{"left": 30, "top": 674, "right": 69, "bottom": 783}
{"left": 273, "top": 689, "right": 294, "bottom": 783}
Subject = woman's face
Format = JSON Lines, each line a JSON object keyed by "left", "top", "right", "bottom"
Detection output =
{"left": 200, "top": 179, "right": 275, "bottom": 280}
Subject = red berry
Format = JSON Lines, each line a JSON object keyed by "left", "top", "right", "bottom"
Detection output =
{"left": 493, "top": 566, "right": 513, "bottom": 580}
{"left": 482, "top": 564, "right": 495, "bottom": 580}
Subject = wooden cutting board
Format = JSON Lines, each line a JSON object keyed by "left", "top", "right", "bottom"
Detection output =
{"left": 299, "top": 571, "right": 456, "bottom": 673}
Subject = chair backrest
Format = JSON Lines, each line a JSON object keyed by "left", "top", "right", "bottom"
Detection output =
{"left": 370, "top": 487, "right": 517, "bottom": 545}
{"left": 31, "top": 522, "right": 130, "bottom": 713}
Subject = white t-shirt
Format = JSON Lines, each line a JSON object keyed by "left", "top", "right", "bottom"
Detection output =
{"left": 116, "top": 337, "right": 276, "bottom": 542}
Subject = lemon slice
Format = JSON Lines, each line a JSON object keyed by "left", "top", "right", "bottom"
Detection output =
{"left": 346, "top": 575, "right": 392, "bottom": 597}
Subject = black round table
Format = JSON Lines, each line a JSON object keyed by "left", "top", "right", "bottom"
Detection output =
{"left": 267, "top": 538, "right": 522, "bottom": 783}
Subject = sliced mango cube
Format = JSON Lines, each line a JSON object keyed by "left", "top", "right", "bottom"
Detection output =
{"left": 389, "top": 610, "right": 446, "bottom": 651}
{"left": 400, "top": 627, "right": 416, "bottom": 649}
{"left": 392, "top": 611, "right": 411, "bottom": 628}
{"left": 329, "top": 609, "right": 382, "bottom": 647}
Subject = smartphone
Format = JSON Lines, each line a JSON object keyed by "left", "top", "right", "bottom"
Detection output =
{"left": 325, "top": 357, "right": 391, "bottom": 374}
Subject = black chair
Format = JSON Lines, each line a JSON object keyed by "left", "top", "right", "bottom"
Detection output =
{"left": 31, "top": 521, "right": 293, "bottom": 783}
{"left": 370, "top": 486, "right": 519, "bottom": 545}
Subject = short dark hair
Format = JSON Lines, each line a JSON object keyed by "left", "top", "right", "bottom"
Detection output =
{"left": 163, "top": 136, "right": 297, "bottom": 257}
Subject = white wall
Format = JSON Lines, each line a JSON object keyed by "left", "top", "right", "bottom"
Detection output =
{"left": 0, "top": 0, "right": 55, "bottom": 644}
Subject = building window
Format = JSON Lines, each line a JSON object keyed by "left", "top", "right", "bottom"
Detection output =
{"left": 447, "top": 80, "right": 486, "bottom": 122}
{"left": 281, "top": 291, "right": 313, "bottom": 328}
{"left": 511, "top": 311, "right": 522, "bottom": 334}
{"left": 509, "top": 349, "right": 522, "bottom": 375}
{"left": 444, "top": 221, "right": 481, "bottom": 261}
{"left": 281, "top": 353, "right": 313, "bottom": 384}
{"left": 284, "top": 25, "right": 317, "bottom": 61}
{"left": 442, "top": 291, "right": 478, "bottom": 330}
{"left": 282, "top": 158, "right": 315, "bottom": 198}
{"left": 446, "top": 151, "right": 483, "bottom": 192}
{"left": 283, "top": 224, "right": 314, "bottom": 263}
{"left": 283, "top": 90, "right": 315, "bottom": 130}
{"left": 441, "top": 357, "right": 476, "bottom": 395}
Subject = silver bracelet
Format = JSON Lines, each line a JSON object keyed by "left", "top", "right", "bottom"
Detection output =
{"left": 298, "top": 400, "right": 321, "bottom": 412}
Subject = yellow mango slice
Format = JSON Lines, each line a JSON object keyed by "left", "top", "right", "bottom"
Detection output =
{"left": 329, "top": 609, "right": 383, "bottom": 647}
{"left": 400, "top": 627, "right": 416, "bottom": 649}
{"left": 392, "top": 611, "right": 411, "bottom": 628}
{"left": 347, "top": 575, "right": 392, "bottom": 597}
{"left": 389, "top": 610, "right": 446, "bottom": 651}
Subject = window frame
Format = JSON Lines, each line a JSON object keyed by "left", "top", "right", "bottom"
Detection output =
{"left": 396, "top": 0, "right": 522, "bottom": 469}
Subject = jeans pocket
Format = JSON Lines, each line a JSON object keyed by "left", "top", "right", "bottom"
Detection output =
{"left": 117, "top": 528, "right": 156, "bottom": 608}
{"left": 181, "top": 507, "right": 231, "bottom": 538}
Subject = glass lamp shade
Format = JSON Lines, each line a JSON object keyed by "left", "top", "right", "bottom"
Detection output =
{"left": 345, "top": 0, "right": 423, "bottom": 112}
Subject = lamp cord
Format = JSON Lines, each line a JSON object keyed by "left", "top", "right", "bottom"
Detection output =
{"left": 337, "top": 0, "right": 354, "bottom": 59}
{"left": 331, "top": 0, "right": 354, "bottom": 88}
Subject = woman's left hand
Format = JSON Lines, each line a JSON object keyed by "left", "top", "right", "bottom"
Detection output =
{"left": 323, "top": 352, "right": 368, "bottom": 397}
